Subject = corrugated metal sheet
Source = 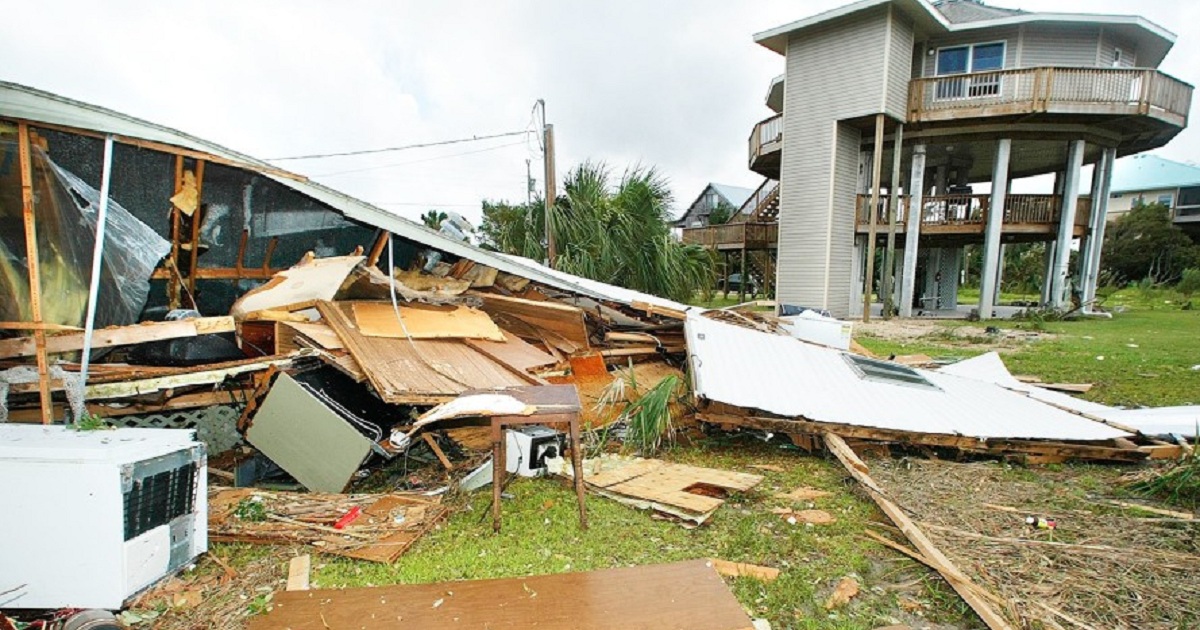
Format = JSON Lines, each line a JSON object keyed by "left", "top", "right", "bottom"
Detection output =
{"left": 0, "top": 82, "right": 678, "bottom": 311}
{"left": 686, "top": 313, "right": 1128, "bottom": 441}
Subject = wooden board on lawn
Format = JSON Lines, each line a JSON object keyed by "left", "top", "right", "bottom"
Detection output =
{"left": 247, "top": 560, "right": 755, "bottom": 630}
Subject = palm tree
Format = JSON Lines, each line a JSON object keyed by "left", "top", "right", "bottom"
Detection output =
{"left": 479, "top": 161, "right": 716, "bottom": 303}
{"left": 420, "top": 209, "right": 449, "bottom": 229}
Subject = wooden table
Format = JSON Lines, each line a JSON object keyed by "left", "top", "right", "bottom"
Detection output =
{"left": 475, "top": 385, "right": 588, "bottom": 533}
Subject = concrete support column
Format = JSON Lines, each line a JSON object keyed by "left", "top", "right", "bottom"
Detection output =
{"left": 899, "top": 144, "right": 926, "bottom": 317}
{"left": 1040, "top": 241, "right": 1056, "bottom": 305}
{"left": 978, "top": 138, "right": 1011, "bottom": 319}
{"left": 994, "top": 243, "right": 1006, "bottom": 305}
{"left": 1050, "top": 139, "right": 1086, "bottom": 308}
{"left": 1083, "top": 147, "right": 1117, "bottom": 306}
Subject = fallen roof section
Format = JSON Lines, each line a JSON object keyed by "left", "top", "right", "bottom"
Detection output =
{"left": 685, "top": 312, "right": 1128, "bottom": 442}
{"left": 0, "top": 81, "right": 684, "bottom": 310}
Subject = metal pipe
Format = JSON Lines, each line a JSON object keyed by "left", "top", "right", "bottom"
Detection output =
{"left": 79, "top": 135, "right": 115, "bottom": 406}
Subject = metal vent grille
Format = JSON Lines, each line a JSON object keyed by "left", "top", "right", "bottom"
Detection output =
{"left": 123, "top": 462, "right": 197, "bottom": 541}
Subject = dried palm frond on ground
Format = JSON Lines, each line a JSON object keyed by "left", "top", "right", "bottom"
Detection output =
{"left": 869, "top": 458, "right": 1200, "bottom": 630}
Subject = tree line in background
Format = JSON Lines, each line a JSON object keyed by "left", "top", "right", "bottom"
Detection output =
{"left": 960, "top": 202, "right": 1200, "bottom": 302}
{"left": 477, "top": 161, "right": 716, "bottom": 303}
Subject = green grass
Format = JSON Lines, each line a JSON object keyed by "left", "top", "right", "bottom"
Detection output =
{"left": 859, "top": 287, "right": 1200, "bottom": 407}
{"left": 294, "top": 439, "right": 978, "bottom": 629}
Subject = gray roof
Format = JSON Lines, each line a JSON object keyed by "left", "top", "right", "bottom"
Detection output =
{"left": 932, "top": 0, "right": 1024, "bottom": 24}
{"left": 1109, "top": 154, "right": 1200, "bottom": 194}
{"left": 710, "top": 183, "right": 755, "bottom": 209}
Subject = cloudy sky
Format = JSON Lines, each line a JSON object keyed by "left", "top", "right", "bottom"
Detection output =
{"left": 3, "top": 0, "right": 1198, "bottom": 224}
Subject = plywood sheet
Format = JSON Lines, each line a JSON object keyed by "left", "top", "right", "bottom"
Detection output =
{"left": 247, "top": 560, "right": 755, "bottom": 630}
{"left": 572, "top": 456, "right": 763, "bottom": 524}
{"left": 231, "top": 255, "right": 362, "bottom": 318}
{"left": 474, "top": 292, "right": 591, "bottom": 350}
{"left": 279, "top": 320, "right": 344, "bottom": 350}
{"left": 352, "top": 301, "right": 504, "bottom": 342}
{"left": 318, "top": 302, "right": 529, "bottom": 405}
{"left": 464, "top": 329, "right": 558, "bottom": 374}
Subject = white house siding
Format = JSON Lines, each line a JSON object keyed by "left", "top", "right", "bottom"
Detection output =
{"left": 777, "top": 6, "right": 894, "bottom": 315}
{"left": 1106, "top": 187, "right": 1176, "bottom": 219}
{"left": 1020, "top": 25, "right": 1102, "bottom": 67}
{"left": 1098, "top": 29, "right": 1139, "bottom": 67}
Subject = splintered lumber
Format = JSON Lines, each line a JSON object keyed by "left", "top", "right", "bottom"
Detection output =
{"left": 247, "top": 560, "right": 754, "bottom": 630}
{"left": 317, "top": 301, "right": 527, "bottom": 404}
{"left": 230, "top": 255, "right": 363, "bottom": 318}
{"left": 83, "top": 353, "right": 299, "bottom": 400}
{"left": 209, "top": 488, "right": 449, "bottom": 564}
{"left": 352, "top": 301, "right": 504, "bottom": 341}
{"left": 473, "top": 292, "right": 591, "bottom": 351}
{"left": 632, "top": 300, "right": 687, "bottom": 320}
{"left": 824, "top": 433, "right": 1016, "bottom": 630}
{"left": 564, "top": 455, "right": 762, "bottom": 525}
{"left": 708, "top": 559, "right": 780, "bottom": 582}
{"left": 698, "top": 412, "right": 1148, "bottom": 463}
{"left": 0, "top": 316, "right": 234, "bottom": 360}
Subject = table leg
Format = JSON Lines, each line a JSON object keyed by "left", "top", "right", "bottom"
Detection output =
{"left": 569, "top": 415, "right": 588, "bottom": 530}
{"left": 492, "top": 421, "right": 505, "bottom": 533}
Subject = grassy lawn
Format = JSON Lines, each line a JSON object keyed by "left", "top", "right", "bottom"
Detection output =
{"left": 857, "top": 287, "right": 1200, "bottom": 407}
{"left": 173, "top": 288, "right": 1197, "bottom": 630}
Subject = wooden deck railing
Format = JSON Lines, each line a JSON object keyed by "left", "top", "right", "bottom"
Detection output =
{"left": 855, "top": 193, "right": 1091, "bottom": 230}
{"left": 909, "top": 67, "right": 1192, "bottom": 125}
{"left": 681, "top": 222, "right": 778, "bottom": 249}
{"left": 748, "top": 113, "right": 783, "bottom": 166}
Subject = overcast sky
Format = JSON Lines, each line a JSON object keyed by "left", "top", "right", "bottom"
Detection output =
{"left": 3, "top": 0, "right": 1197, "bottom": 225}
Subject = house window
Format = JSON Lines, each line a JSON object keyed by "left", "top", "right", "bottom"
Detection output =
{"left": 843, "top": 354, "right": 940, "bottom": 390}
{"left": 1176, "top": 186, "right": 1200, "bottom": 218}
{"left": 935, "top": 42, "right": 1006, "bottom": 98}
{"left": 1158, "top": 194, "right": 1174, "bottom": 207}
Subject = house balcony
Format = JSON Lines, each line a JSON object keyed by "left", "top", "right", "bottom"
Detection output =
{"left": 855, "top": 193, "right": 1092, "bottom": 244}
{"left": 681, "top": 222, "right": 778, "bottom": 251}
{"left": 908, "top": 67, "right": 1192, "bottom": 129}
{"left": 748, "top": 113, "right": 782, "bottom": 179}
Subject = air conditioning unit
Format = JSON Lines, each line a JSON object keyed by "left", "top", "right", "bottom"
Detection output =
{"left": 0, "top": 425, "right": 207, "bottom": 611}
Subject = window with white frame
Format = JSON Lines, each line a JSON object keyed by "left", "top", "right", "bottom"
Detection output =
{"left": 935, "top": 42, "right": 1006, "bottom": 99}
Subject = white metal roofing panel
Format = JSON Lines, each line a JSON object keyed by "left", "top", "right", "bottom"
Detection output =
{"left": 1093, "top": 406, "right": 1199, "bottom": 438}
{"left": 497, "top": 254, "right": 693, "bottom": 313}
{"left": 937, "top": 352, "right": 1114, "bottom": 415}
{"left": 686, "top": 313, "right": 1127, "bottom": 441}
{"left": 0, "top": 82, "right": 675, "bottom": 309}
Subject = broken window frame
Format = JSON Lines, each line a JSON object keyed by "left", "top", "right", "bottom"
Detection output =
{"left": 842, "top": 354, "right": 941, "bottom": 391}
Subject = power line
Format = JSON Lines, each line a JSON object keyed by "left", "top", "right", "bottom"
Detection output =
{"left": 267, "top": 130, "right": 530, "bottom": 161}
{"left": 312, "top": 140, "right": 527, "bottom": 177}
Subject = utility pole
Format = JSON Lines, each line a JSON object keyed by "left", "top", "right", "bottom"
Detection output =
{"left": 543, "top": 111, "right": 558, "bottom": 267}
{"left": 525, "top": 158, "right": 533, "bottom": 206}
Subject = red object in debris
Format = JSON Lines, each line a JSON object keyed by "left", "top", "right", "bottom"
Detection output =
{"left": 333, "top": 506, "right": 362, "bottom": 530}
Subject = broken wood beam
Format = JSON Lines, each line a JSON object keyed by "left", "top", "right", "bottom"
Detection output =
{"left": 17, "top": 121, "right": 52, "bottom": 423}
{"left": 824, "top": 433, "right": 1016, "bottom": 630}
{"left": 422, "top": 433, "right": 454, "bottom": 471}
{"left": 0, "top": 316, "right": 235, "bottom": 360}
{"left": 698, "top": 412, "right": 1148, "bottom": 463}
{"left": 85, "top": 354, "right": 297, "bottom": 401}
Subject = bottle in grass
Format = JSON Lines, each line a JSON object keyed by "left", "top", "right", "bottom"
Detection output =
{"left": 1024, "top": 515, "right": 1057, "bottom": 530}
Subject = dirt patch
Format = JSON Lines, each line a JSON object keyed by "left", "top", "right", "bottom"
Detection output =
{"left": 855, "top": 319, "right": 1052, "bottom": 352}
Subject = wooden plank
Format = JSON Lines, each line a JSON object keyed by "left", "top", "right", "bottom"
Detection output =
{"left": 422, "top": 433, "right": 454, "bottom": 471}
{"left": 85, "top": 354, "right": 295, "bottom": 400}
{"left": 16, "top": 122, "right": 50, "bottom": 423}
{"left": 286, "top": 555, "right": 311, "bottom": 592}
{"left": 698, "top": 412, "right": 1147, "bottom": 463}
{"left": 168, "top": 155, "right": 184, "bottom": 309}
{"left": 0, "top": 316, "right": 235, "bottom": 360}
{"left": 825, "top": 433, "right": 1016, "bottom": 630}
{"left": 247, "top": 560, "right": 755, "bottom": 630}
{"left": 317, "top": 301, "right": 527, "bottom": 405}
{"left": 352, "top": 302, "right": 505, "bottom": 342}
{"left": 473, "top": 292, "right": 591, "bottom": 350}
{"left": 5, "top": 388, "right": 250, "bottom": 423}
{"left": 464, "top": 329, "right": 558, "bottom": 374}
{"left": 186, "top": 160, "right": 206, "bottom": 304}
{"left": 707, "top": 559, "right": 780, "bottom": 582}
